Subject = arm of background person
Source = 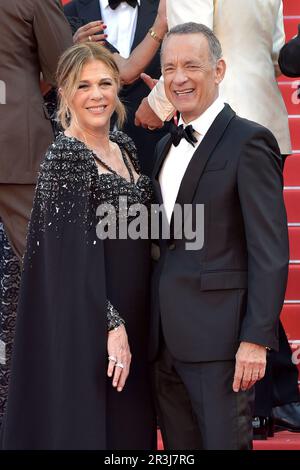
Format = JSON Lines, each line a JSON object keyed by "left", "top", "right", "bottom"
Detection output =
{"left": 71, "top": 0, "right": 167, "bottom": 85}
{"left": 143, "top": 0, "right": 215, "bottom": 122}
{"left": 166, "top": 0, "right": 214, "bottom": 29}
{"left": 114, "top": 1, "right": 167, "bottom": 86}
{"left": 272, "top": 0, "right": 285, "bottom": 77}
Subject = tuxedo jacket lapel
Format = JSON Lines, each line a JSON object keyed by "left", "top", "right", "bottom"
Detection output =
{"left": 153, "top": 134, "right": 173, "bottom": 205}
{"left": 77, "top": 0, "right": 102, "bottom": 22}
{"left": 175, "top": 104, "right": 236, "bottom": 208}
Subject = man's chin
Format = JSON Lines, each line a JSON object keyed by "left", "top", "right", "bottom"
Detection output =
{"left": 176, "top": 108, "right": 196, "bottom": 121}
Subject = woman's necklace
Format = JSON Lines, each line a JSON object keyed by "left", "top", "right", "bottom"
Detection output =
{"left": 91, "top": 142, "right": 134, "bottom": 184}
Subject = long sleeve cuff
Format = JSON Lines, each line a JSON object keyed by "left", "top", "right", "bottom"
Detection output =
{"left": 148, "top": 76, "right": 176, "bottom": 121}
{"left": 107, "top": 300, "right": 125, "bottom": 331}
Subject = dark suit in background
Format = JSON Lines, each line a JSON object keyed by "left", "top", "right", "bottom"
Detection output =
{"left": 0, "top": 0, "right": 72, "bottom": 258}
{"left": 279, "top": 24, "right": 300, "bottom": 78}
{"left": 64, "top": 0, "right": 169, "bottom": 176}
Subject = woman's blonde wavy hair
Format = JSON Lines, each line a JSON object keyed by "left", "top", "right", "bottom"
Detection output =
{"left": 56, "top": 42, "right": 126, "bottom": 129}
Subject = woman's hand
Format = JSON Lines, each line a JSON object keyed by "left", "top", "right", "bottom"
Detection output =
{"left": 73, "top": 21, "right": 107, "bottom": 44}
{"left": 107, "top": 324, "right": 132, "bottom": 392}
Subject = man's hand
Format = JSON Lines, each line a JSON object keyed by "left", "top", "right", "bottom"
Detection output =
{"left": 233, "top": 341, "right": 267, "bottom": 392}
{"left": 73, "top": 20, "right": 107, "bottom": 44}
{"left": 107, "top": 324, "right": 132, "bottom": 392}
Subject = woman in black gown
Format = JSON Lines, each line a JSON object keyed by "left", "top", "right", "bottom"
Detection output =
{"left": 1, "top": 43, "right": 156, "bottom": 450}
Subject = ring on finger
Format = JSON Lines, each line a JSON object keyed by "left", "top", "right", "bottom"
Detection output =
{"left": 88, "top": 35, "right": 92, "bottom": 42}
{"left": 116, "top": 362, "right": 124, "bottom": 369}
{"left": 108, "top": 355, "right": 117, "bottom": 362}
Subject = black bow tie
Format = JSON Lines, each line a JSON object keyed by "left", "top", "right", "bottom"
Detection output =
{"left": 108, "top": 0, "right": 138, "bottom": 10}
{"left": 170, "top": 123, "right": 198, "bottom": 147}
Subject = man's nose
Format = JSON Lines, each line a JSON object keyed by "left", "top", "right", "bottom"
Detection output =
{"left": 173, "top": 68, "right": 188, "bottom": 85}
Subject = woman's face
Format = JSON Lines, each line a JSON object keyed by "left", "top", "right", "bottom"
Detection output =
{"left": 69, "top": 59, "right": 118, "bottom": 132}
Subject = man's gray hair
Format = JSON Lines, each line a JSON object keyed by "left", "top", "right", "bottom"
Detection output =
{"left": 162, "top": 22, "right": 223, "bottom": 65}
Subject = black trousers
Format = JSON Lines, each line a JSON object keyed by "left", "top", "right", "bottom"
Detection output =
{"left": 153, "top": 342, "right": 253, "bottom": 450}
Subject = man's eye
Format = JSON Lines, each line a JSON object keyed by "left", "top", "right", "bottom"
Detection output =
{"left": 78, "top": 84, "right": 88, "bottom": 89}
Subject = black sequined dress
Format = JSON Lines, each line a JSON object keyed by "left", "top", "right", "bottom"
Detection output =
{"left": 0, "top": 131, "right": 156, "bottom": 450}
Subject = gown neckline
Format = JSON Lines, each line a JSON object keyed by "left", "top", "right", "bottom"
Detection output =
{"left": 62, "top": 132, "right": 143, "bottom": 187}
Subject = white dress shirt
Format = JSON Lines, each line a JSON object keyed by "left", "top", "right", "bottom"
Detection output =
{"left": 99, "top": 0, "right": 140, "bottom": 58}
{"left": 159, "top": 97, "right": 224, "bottom": 222}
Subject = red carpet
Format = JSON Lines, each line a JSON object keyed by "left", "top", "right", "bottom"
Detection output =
{"left": 157, "top": 430, "right": 300, "bottom": 450}
{"left": 254, "top": 431, "right": 300, "bottom": 450}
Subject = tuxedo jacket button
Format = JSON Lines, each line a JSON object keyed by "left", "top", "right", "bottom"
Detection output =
{"left": 169, "top": 243, "right": 176, "bottom": 251}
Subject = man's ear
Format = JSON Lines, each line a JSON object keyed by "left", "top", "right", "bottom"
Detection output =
{"left": 215, "top": 59, "right": 226, "bottom": 84}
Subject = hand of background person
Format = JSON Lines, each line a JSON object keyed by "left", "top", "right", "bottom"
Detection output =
{"left": 232, "top": 341, "right": 267, "bottom": 392}
{"left": 141, "top": 72, "right": 159, "bottom": 90}
{"left": 135, "top": 73, "right": 163, "bottom": 129}
{"left": 107, "top": 324, "right": 132, "bottom": 392}
{"left": 73, "top": 20, "right": 107, "bottom": 44}
{"left": 135, "top": 97, "right": 164, "bottom": 129}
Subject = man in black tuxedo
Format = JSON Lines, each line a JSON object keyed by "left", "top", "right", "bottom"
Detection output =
{"left": 64, "top": 0, "right": 169, "bottom": 176}
{"left": 150, "top": 22, "right": 289, "bottom": 450}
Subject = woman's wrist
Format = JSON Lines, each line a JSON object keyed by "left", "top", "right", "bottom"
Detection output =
{"left": 152, "top": 16, "right": 167, "bottom": 42}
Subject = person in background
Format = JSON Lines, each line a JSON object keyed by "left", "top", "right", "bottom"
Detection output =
{"left": 1, "top": 43, "right": 156, "bottom": 450}
{"left": 279, "top": 24, "right": 300, "bottom": 77}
